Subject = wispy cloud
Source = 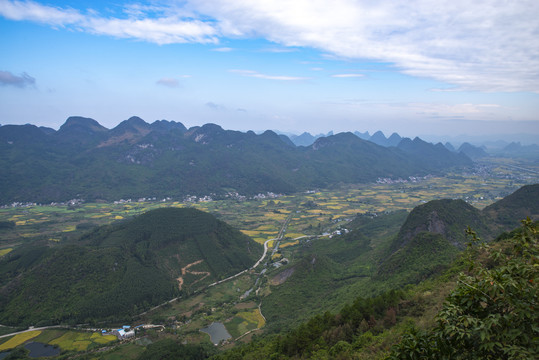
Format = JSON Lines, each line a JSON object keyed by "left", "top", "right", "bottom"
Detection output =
{"left": 0, "top": 70, "right": 35, "bottom": 87}
{"left": 332, "top": 74, "right": 364, "bottom": 78}
{"left": 212, "top": 47, "right": 233, "bottom": 52}
{"left": 0, "top": 0, "right": 218, "bottom": 44}
{"left": 0, "top": 0, "right": 82, "bottom": 25}
{"left": 259, "top": 47, "right": 297, "bottom": 53}
{"left": 2, "top": 1, "right": 538, "bottom": 92}
{"left": 206, "top": 101, "right": 226, "bottom": 110}
{"left": 384, "top": 102, "right": 505, "bottom": 120}
{"left": 156, "top": 77, "right": 180, "bottom": 88}
{"left": 229, "top": 69, "right": 309, "bottom": 81}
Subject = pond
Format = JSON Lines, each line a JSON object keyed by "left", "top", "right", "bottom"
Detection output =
{"left": 200, "top": 322, "right": 232, "bottom": 345}
{"left": 24, "top": 342, "right": 61, "bottom": 358}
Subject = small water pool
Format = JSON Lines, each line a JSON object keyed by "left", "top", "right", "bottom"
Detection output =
{"left": 200, "top": 322, "right": 232, "bottom": 345}
{"left": 24, "top": 342, "right": 61, "bottom": 358}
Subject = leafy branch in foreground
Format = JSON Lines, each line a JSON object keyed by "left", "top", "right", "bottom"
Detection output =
{"left": 389, "top": 218, "right": 538, "bottom": 359}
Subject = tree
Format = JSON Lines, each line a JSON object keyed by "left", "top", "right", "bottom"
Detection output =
{"left": 390, "top": 218, "right": 538, "bottom": 359}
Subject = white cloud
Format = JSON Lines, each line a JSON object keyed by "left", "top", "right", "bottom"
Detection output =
{"left": 0, "top": 0, "right": 82, "bottom": 25}
{"left": 0, "top": 0, "right": 218, "bottom": 44}
{"left": 229, "top": 69, "right": 309, "bottom": 81}
{"left": 332, "top": 74, "right": 364, "bottom": 78}
{"left": 190, "top": 0, "right": 539, "bottom": 92}
{"left": 2, "top": 0, "right": 538, "bottom": 92}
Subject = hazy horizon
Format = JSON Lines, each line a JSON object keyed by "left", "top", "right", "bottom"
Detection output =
{"left": 3, "top": 113, "right": 538, "bottom": 147}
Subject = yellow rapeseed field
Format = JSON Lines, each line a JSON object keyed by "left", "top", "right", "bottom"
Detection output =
{"left": 255, "top": 224, "right": 275, "bottom": 231}
{"left": 237, "top": 309, "right": 265, "bottom": 328}
{"left": 283, "top": 233, "right": 304, "bottom": 239}
{"left": 0, "top": 248, "right": 13, "bottom": 257}
{"left": 0, "top": 331, "right": 42, "bottom": 351}
{"left": 90, "top": 332, "right": 117, "bottom": 344}
{"left": 280, "top": 240, "right": 299, "bottom": 248}
{"left": 253, "top": 237, "right": 267, "bottom": 244}
{"left": 241, "top": 230, "right": 261, "bottom": 237}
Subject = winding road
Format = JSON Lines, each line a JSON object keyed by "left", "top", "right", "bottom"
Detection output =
{"left": 0, "top": 211, "right": 297, "bottom": 342}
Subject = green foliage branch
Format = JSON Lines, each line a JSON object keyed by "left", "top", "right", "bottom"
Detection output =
{"left": 389, "top": 218, "right": 538, "bottom": 359}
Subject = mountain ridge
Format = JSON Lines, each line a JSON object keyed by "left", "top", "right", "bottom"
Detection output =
{"left": 0, "top": 116, "right": 472, "bottom": 204}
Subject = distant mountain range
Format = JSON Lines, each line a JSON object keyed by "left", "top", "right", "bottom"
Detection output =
{"left": 0, "top": 116, "right": 472, "bottom": 204}
{"left": 287, "top": 129, "right": 538, "bottom": 159}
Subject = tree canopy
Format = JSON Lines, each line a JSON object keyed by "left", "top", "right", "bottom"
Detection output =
{"left": 390, "top": 218, "right": 538, "bottom": 359}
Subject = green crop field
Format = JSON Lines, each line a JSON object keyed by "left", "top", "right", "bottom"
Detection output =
{"left": 49, "top": 331, "right": 117, "bottom": 352}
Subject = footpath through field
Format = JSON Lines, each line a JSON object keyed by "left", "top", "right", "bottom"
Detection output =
{"left": 0, "top": 325, "right": 64, "bottom": 340}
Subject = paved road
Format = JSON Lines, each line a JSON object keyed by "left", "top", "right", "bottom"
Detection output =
{"left": 2, "top": 210, "right": 298, "bottom": 341}
{"left": 138, "top": 210, "right": 295, "bottom": 316}
{"left": 0, "top": 325, "right": 64, "bottom": 339}
{"left": 207, "top": 237, "right": 273, "bottom": 288}
{"left": 250, "top": 238, "right": 273, "bottom": 269}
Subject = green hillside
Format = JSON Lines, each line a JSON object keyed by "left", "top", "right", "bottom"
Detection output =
{"left": 211, "top": 220, "right": 538, "bottom": 359}
{"left": 483, "top": 183, "right": 539, "bottom": 230}
{"left": 378, "top": 232, "right": 459, "bottom": 284}
{"left": 0, "top": 208, "right": 262, "bottom": 326}
{"left": 391, "top": 199, "right": 488, "bottom": 251}
{"left": 379, "top": 185, "right": 538, "bottom": 286}
{"left": 260, "top": 210, "right": 409, "bottom": 333}
{"left": 377, "top": 199, "right": 488, "bottom": 284}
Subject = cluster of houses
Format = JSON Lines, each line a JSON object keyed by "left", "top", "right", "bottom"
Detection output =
{"left": 252, "top": 192, "right": 282, "bottom": 200}
{"left": 376, "top": 177, "right": 405, "bottom": 184}
{"left": 376, "top": 175, "right": 432, "bottom": 184}
{"left": 103, "top": 325, "right": 135, "bottom": 340}
{"left": 184, "top": 191, "right": 284, "bottom": 203}
{"left": 2, "top": 198, "right": 84, "bottom": 209}
{"left": 185, "top": 195, "right": 214, "bottom": 202}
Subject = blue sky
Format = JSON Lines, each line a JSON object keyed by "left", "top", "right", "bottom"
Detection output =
{"left": 1, "top": 0, "right": 538, "bottom": 139}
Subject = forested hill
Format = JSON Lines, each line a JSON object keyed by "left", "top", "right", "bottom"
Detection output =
{"left": 0, "top": 116, "right": 471, "bottom": 203}
{"left": 212, "top": 220, "right": 538, "bottom": 360}
{"left": 482, "top": 183, "right": 539, "bottom": 230}
{"left": 0, "top": 207, "right": 263, "bottom": 326}
{"left": 378, "top": 184, "right": 539, "bottom": 284}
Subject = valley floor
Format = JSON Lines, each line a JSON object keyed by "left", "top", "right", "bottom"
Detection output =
{"left": 0, "top": 157, "right": 537, "bottom": 359}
